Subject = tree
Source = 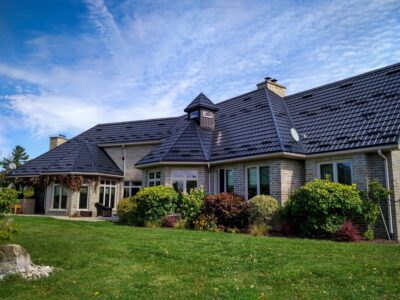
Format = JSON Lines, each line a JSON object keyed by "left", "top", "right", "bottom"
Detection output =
{"left": 0, "top": 145, "right": 29, "bottom": 173}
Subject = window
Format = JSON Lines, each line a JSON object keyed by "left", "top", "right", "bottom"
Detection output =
{"left": 148, "top": 171, "right": 161, "bottom": 186}
{"left": 171, "top": 170, "right": 198, "bottom": 193}
{"left": 99, "top": 180, "right": 117, "bottom": 208}
{"left": 124, "top": 181, "right": 142, "bottom": 198}
{"left": 78, "top": 186, "right": 89, "bottom": 210}
{"left": 247, "top": 166, "right": 270, "bottom": 199}
{"left": 53, "top": 184, "right": 67, "bottom": 210}
{"left": 190, "top": 111, "right": 199, "bottom": 119}
{"left": 319, "top": 162, "right": 352, "bottom": 185}
{"left": 217, "top": 169, "right": 234, "bottom": 193}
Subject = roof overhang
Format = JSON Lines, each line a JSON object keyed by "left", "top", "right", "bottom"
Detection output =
{"left": 135, "top": 161, "right": 209, "bottom": 169}
{"left": 306, "top": 143, "right": 399, "bottom": 158}
{"left": 7, "top": 172, "right": 124, "bottom": 179}
{"left": 98, "top": 140, "right": 162, "bottom": 147}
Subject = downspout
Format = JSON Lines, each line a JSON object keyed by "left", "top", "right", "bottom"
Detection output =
{"left": 208, "top": 162, "right": 211, "bottom": 194}
{"left": 377, "top": 149, "right": 394, "bottom": 240}
{"left": 122, "top": 145, "right": 126, "bottom": 177}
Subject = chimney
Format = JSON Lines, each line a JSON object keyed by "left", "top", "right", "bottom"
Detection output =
{"left": 50, "top": 134, "right": 68, "bottom": 150}
{"left": 257, "top": 77, "right": 286, "bottom": 97}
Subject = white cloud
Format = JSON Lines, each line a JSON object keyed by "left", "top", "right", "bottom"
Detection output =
{"left": 0, "top": 0, "right": 399, "bottom": 149}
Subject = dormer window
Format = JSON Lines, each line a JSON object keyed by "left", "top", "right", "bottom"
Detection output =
{"left": 190, "top": 111, "right": 199, "bottom": 119}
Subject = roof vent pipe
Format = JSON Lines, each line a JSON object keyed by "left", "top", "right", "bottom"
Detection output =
{"left": 377, "top": 149, "right": 394, "bottom": 240}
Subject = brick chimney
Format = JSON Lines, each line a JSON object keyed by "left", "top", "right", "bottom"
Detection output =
{"left": 50, "top": 134, "right": 68, "bottom": 150}
{"left": 257, "top": 77, "right": 286, "bottom": 97}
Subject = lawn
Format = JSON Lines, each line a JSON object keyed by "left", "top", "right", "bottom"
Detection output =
{"left": 1, "top": 216, "right": 399, "bottom": 299}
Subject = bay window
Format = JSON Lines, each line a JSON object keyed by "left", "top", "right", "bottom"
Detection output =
{"left": 148, "top": 171, "right": 161, "bottom": 186}
{"left": 99, "top": 180, "right": 117, "bottom": 208}
{"left": 247, "top": 166, "right": 270, "bottom": 199}
{"left": 319, "top": 161, "right": 352, "bottom": 185}
{"left": 53, "top": 184, "right": 67, "bottom": 210}
{"left": 171, "top": 170, "right": 198, "bottom": 193}
{"left": 124, "top": 181, "right": 142, "bottom": 198}
{"left": 217, "top": 169, "right": 234, "bottom": 193}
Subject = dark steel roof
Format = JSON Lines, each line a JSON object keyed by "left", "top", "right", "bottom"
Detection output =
{"left": 9, "top": 63, "right": 400, "bottom": 174}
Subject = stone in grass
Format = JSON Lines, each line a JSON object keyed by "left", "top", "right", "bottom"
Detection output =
{"left": 0, "top": 244, "right": 53, "bottom": 280}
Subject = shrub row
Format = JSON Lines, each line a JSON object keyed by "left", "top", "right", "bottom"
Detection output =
{"left": 117, "top": 179, "right": 389, "bottom": 241}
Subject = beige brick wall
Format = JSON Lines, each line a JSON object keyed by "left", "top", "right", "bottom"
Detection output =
{"left": 388, "top": 150, "right": 400, "bottom": 240}
{"left": 104, "top": 144, "right": 156, "bottom": 181}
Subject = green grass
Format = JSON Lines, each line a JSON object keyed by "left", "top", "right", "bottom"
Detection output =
{"left": 1, "top": 216, "right": 399, "bottom": 299}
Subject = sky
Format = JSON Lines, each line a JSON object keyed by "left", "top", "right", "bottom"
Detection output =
{"left": 0, "top": 0, "right": 399, "bottom": 160}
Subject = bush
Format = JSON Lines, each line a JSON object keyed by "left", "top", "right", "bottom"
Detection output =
{"left": 193, "top": 214, "right": 218, "bottom": 232}
{"left": 0, "top": 188, "right": 19, "bottom": 243}
{"left": 22, "top": 186, "right": 35, "bottom": 199}
{"left": 132, "top": 186, "right": 179, "bottom": 226}
{"left": 248, "top": 195, "right": 280, "bottom": 225}
{"left": 249, "top": 223, "right": 268, "bottom": 236}
{"left": 117, "top": 197, "right": 137, "bottom": 225}
{"left": 200, "top": 193, "right": 249, "bottom": 230}
{"left": 336, "top": 220, "right": 360, "bottom": 242}
{"left": 282, "top": 180, "right": 363, "bottom": 238}
{"left": 161, "top": 215, "right": 179, "bottom": 228}
{"left": 177, "top": 187, "right": 204, "bottom": 224}
{"left": 362, "top": 180, "right": 390, "bottom": 241}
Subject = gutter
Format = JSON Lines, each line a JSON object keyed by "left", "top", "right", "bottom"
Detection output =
{"left": 377, "top": 150, "right": 394, "bottom": 240}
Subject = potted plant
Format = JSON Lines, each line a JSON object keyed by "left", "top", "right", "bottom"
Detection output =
{"left": 20, "top": 186, "right": 35, "bottom": 214}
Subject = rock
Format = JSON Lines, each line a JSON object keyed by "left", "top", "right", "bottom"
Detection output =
{"left": 0, "top": 244, "right": 54, "bottom": 280}
{"left": 0, "top": 244, "right": 32, "bottom": 275}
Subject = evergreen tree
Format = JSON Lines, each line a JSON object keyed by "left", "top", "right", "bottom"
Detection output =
{"left": 0, "top": 145, "right": 29, "bottom": 172}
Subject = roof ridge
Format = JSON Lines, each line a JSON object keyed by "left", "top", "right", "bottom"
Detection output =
{"left": 159, "top": 119, "right": 193, "bottom": 162}
{"left": 194, "top": 124, "right": 209, "bottom": 161}
{"left": 278, "top": 92, "right": 306, "bottom": 153}
{"left": 77, "top": 142, "right": 96, "bottom": 172}
{"left": 96, "top": 116, "right": 182, "bottom": 126}
{"left": 264, "top": 89, "right": 284, "bottom": 151}
{"left": 284, "top": 62, "right": 400, "bottom": 98}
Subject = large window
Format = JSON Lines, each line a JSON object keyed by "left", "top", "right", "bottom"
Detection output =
{"left": 319, "top": 162, "right": 352, "bottom": 185}
{"left": 247, "top": 166, "right": 270, "bottom": 199}
{"left": 217, "top": 169, "right": 234, "bottom": 193}
{"left": 99, "top": 180, "right": 117, "bottom": 208}
{"left": 148, "top": 171, "right": 161, "bottom": 186}
{"left": 171, "top": 170, "right": 198, "bottom": 193}
{"left": 53, "top": 184, "right": 67, "bottom": 210}
{"left": 78, "top": 186, "right": 89, "bottom": 210}
{"left": 124, "top": 181, "right": 142, "bottom": 198}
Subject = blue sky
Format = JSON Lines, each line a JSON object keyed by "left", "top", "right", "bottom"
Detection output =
{"left": 0, "top": 0, "right": 399, "bottom": 160}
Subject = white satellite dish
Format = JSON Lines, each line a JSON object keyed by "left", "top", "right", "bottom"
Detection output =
{"left": 8, "top": 163, "right": 16, "bottom": 170}
{"left": 290, "top": 128, "right": 300, "bottom": 142}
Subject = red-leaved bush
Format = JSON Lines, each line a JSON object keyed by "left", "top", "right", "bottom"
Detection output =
{"left": 201, "top": 193, "right": 249, "bottom": 230}
{"left": 336, "top": 220, "right": 361, "bottom": 242}
{"left": 161, "top": 215, "right": 179, "bottom": 228}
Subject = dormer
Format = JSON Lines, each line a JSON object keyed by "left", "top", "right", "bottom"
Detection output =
{"left": 184, "top": 93, "right": 219, "bottom": 129}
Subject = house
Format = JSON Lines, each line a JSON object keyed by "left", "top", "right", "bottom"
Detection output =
{"left": 8, "top": 63, "right": 400, "bottom": 240}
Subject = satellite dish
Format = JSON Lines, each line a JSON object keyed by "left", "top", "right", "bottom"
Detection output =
{"left": 290, "top": 128, "right": 300, "bottom": 142}
{"left": 8, "top": 163, "right": 16, "bottom": 170}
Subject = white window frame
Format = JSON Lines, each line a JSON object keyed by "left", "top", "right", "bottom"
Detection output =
{"left": 77, "top": 184, "right": 89, "bottom": 211}
{"left": 148, "top": 171, "right": 161, "bottom": 187}
{"left": 216, "top": 168, "right": 234, "bottom": 193}
{"left": 99, "top": 180, "right": 117, "bottom": 208}
{"left": 171, "top": 169, "right": 198, "bottom": 193}
{"left": 52, "top": 184, "right": 68, "bottom": 211}
{"left": 124, "top": 181, "right": 142, "bottom": 198}
{"left": 317, "top": 161, "right": 353, "bottom": 184}
{"left": 245, "top": 165, "right": 270, "bottom": 199}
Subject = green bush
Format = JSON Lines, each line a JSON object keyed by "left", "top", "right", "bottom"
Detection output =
{"left": 282, "top": 180, "right": 363, "bottom": 238}
{"left": 132, "top": 186, "right": 179, "bottom": 226}
{"left": 22, "top": 186, "right": 35, "bottom": 199}
{"left": 177, "top": 187, "right": 204, "bottom": 224}
{"left": 248, "top": 195, "right": 280, "bottom": 225}
{"left": 0, "top": 188, "right": 19, "bottom": 243}
{"left": 362, "top": 180, "right": 390, "bottom": 240}
{"left": 117, "top": 197, "right": 137, "bottom": 225}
